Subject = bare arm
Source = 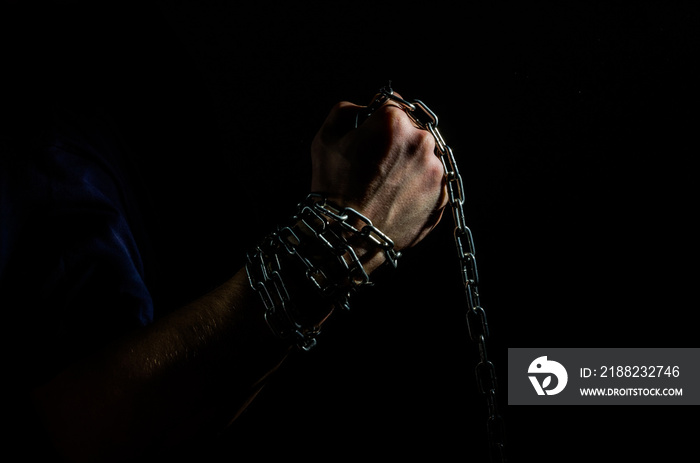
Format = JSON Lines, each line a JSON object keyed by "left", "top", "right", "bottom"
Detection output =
{"left": 33, "top": 268, "right": 287, "bottom": 461}
{"left": 31, "top": 96, "right": 446, "bottom": 462}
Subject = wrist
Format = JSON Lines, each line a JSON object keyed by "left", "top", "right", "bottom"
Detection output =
{"left": 345, "top": 234, "right": 386, "bottom": 274}
{"left": 246, "top": 194, "right": 400, "bottom": 350}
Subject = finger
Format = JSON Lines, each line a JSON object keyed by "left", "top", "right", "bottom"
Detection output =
{"left": 366, "top": 90, "right": 404, "bottom": 105}
{"left": 438, "top": 175, "right": 450, "bottom": 210}
{"left": 356, "top": 89, "right": 407, "bottom": 128}
{"left": 319, "top": 101, "right": 364, "bottom": 143}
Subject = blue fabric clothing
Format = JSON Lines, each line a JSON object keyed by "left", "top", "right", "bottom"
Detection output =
{"left": 1, "top": 108, "right": 154, "bottom": 387}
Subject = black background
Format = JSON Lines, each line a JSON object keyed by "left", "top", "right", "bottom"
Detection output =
{"left": 6, "top": 1, "right": 699, "bottom": 461}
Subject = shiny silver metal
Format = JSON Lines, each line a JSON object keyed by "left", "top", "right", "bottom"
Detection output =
{"left": 362, "top": 85, "right": 507, "bottom": 462}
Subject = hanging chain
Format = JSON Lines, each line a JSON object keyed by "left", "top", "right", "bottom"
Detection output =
{"left": 358, "top": 85, "right": 507, "bottom": 462}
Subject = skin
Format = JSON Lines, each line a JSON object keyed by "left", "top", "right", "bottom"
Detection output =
{"left": 31, "top": 97, "right": 447, "bottom": 462}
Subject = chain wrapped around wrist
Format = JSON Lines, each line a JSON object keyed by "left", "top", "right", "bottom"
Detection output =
{"left": 246, "top": 193, "right": 400, "bottom": 351}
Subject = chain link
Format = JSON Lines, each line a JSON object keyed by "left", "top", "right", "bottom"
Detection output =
{"left": 246, "top": 194, "right": 400, "bottom": 351}
{"left": 359, "top": 85, "right": 507, "bottom": 462}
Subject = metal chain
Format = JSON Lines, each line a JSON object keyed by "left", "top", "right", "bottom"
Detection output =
{"left": 358, "top": 85, "right": 507, "bottom": 462}
{"left": 246, "top": 194, "right": 400, "bottom": 351}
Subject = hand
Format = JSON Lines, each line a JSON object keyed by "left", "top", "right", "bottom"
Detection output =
{"left": 310, "top": 96, "right": 448, "bottom": 259}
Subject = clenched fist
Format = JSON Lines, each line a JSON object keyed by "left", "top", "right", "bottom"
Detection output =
{"left": 311, "top": 97, "right": 448, "bottom": 269}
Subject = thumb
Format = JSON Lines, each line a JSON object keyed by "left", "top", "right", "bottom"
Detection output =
{"left": 317, "top": 101, "right": 364, "bottom": 144}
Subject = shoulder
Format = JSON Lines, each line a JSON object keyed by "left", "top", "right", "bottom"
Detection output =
{"left": 1, "top": 106, "right": 155, "bottom": 337}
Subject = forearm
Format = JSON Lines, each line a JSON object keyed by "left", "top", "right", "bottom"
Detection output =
{"left": 30, "top": 90, "right": 447, "bottom": 461}
{"left": 32, "top": 195, "right": 397, "bottom": 462}
{"left": 33, "top": 268, "right": 290, "bottom": 462}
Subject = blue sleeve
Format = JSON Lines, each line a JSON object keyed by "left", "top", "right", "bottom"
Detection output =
{"left": 1, "top": 124, "right": 154, "bottom": 386}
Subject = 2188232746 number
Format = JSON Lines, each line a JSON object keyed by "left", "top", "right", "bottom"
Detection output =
{"left": 599, "top": 365, "right": 680, "bottom": 378}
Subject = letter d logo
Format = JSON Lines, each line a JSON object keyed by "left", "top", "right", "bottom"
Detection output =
{"left": 528, "top": 356, "right": 568, "bottom": 396}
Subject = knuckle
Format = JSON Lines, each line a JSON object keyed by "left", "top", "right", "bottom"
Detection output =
{"left": 426, "top": 154, "right": 445, "bottom": 186}
{"left": 320, "top": 101, "right": 361, "bottom": 144}
{"left": 328, "top": 101, "right": 360, "bottom": 126}
{"left": 374, "top": 104, "right": 407, "bottom": 132}
{"left": 358, "top": 105, "right": 406, "bottom": 153}
{"left": 332, "top": 100, "right": 355, "bottom": 114}
{"left": 414, "top": 128, "right": 436, "bottom": 153}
